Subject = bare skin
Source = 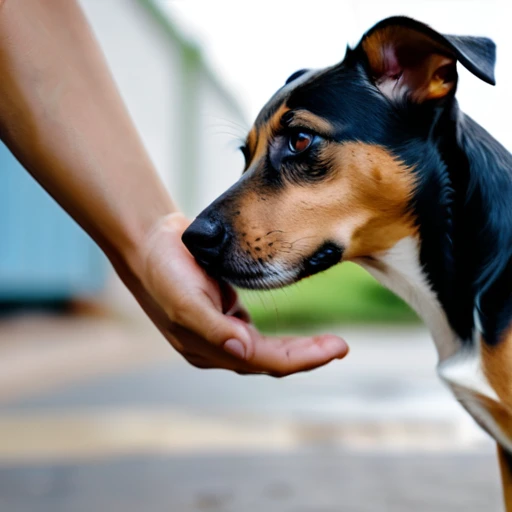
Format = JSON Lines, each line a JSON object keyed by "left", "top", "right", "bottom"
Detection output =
{"left": 0, "top": 0, "right": 348, "bottom": 376}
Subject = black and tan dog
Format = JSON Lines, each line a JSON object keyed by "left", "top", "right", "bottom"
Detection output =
{"left": 182, "top": 16, "right": 512, "bottom": 508}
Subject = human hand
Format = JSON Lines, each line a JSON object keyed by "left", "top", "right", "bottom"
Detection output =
{"left": 131, "top": 212, "right": 349, "bottom": 376}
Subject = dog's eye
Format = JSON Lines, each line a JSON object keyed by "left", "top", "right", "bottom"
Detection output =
{"left": 288, "top": 131, "right": 313, "bottom": 154}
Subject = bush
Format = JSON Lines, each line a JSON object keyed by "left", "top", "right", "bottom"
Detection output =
{"left": 239, "top": 262, "right": 419, "bottom": 332}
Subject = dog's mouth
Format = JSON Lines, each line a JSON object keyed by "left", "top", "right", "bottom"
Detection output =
{"left": 297, "top": 242, "right": 343, "bottom": 280}
{"left": 204, "top": 260, "right": 298, "bottom": 290}
{"left": 206, "top": 242, "right": 343, "bottom": 291}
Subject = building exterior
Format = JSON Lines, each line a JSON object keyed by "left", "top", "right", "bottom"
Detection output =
{"left": 79, "top": 0, "right": 246, "bottom": 215}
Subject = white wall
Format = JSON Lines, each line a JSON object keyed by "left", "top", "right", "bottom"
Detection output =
{"left": 195, "top": 69, "right": 248, "bottom": 212}
{"left": 79, "top": 0, "right": 181, "bottom": 194}
{"left": 79, "top": 0, "right": 246, "bottom": 215}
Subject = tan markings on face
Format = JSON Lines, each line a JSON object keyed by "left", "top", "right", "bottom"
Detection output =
{"left": 245, "top": 107, "right": 335, "bottom": 171}
{"left": 245, "top": 104, "right": 290, "bottom": 168}
{"left": 246, "top": 128, "right": 258, "bottom": 159}
{"left": 232, "top": 141, "right": 417, "bottom": 267}
{"left": 286, "top": 110, "right": 335, "bottom": 136}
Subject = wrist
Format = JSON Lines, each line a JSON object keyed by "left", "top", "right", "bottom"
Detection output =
{"left": 109, "top": 211, "right": 189, "bottom": 290}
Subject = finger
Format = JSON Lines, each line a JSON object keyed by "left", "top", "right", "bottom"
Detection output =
{"left": 219, "top": 281, "right": 238, "bottom": 314}
{"left": 183, "top": 352, "right": 231, "bottom": 370}
{"left": 244, "top": 327, "right": 349, "bottom": 376}
{"left": 175, "top": 297, "right": 348, "bottom": 376}
{"left": 170, "top": 319, "right": 347, "bottom": 377}
{"left": 168, "top": 322, "right": 251, "bottom": 370}
{"left": 228, "top": 306, "right": 251, "bottom": 323}
{"left": 218, "top": 281, "right": 251, "bottom": 322}
{"left": 173, "top": 289, "right": 254, "bottom": 351}
{"left": 225, "top": 334, "right": 348, "bottom": 376}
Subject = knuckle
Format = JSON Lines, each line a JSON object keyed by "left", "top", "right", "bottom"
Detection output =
{"left": 196, "top": 320, "right": 225, "bottom": 345}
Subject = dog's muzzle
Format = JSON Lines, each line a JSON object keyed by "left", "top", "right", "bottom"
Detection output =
{"left": 182, "top": 215, "right": 229, "bottom": 274}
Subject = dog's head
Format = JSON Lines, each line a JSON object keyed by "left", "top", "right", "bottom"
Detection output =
{"left": 183, "top": 16, "right": 496, "bottom": 290}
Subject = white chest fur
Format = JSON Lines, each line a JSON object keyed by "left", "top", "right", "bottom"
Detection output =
{"left": 356, "top": 236, "right": 459, "bottom": 360}
{"left": 355, "top": 236, "right": 499, "bottom": 402}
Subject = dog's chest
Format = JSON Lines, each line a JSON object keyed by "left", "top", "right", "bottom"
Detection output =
{"left": 356, "top": 236, "right": 499, "bottom": 399}
{"left": 356, "top": 236, "right": 458, "bottom": 360}
{"left": 355, "top": 235, "right": 511, "bottom": 444}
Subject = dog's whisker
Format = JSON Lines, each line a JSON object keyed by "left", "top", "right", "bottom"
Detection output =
{"left": 207, "top": 130, "right": 247, "bottom": 144}
{"left": 202, "top": 115, "right": 250, "bottom": 132}
{"left": 289, "top": 235, "right": 317, "bottom": 245}
{"left": 202, "top": 117, "right": 249, "bottom": 137}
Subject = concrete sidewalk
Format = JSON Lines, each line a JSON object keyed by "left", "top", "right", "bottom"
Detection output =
{"left": 0, "top": 452, "right": 502, "bottom": 512}
{"left": 0, "top": 312, "right": 177, "bottom": 404}
{"left": 0, "top": 315, "right": 502, "bottom": 511}
{"left": 0, "top": 319, "right": 493, "bottom": 457}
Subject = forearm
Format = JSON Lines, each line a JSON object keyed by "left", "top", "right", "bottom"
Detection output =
{"left": 0, "top": 0, "right": 176, "bottom": 268}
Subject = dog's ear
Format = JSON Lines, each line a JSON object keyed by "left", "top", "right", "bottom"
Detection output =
{"left": 359, "top": 16, "right": 496, "bottom": 103}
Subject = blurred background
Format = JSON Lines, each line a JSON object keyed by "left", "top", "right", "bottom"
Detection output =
{"left": 0, "top": 1, "right": 510, "bottom": 511}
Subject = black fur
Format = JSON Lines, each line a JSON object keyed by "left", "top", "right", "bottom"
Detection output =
{"left": 285, "top": 69, "right": 309, "bottom": 84}
{"left": 258, "top": 18, "right": 510, "bottom": 345}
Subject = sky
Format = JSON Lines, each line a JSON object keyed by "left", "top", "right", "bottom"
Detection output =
{"left": 160, "top": 0, "right": 512, "bottom": 148}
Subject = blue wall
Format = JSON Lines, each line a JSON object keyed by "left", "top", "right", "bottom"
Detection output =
{"left": 0, "top": 142, "right": 107, "bottom": 301}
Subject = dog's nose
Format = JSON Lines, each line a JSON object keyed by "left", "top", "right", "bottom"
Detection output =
{"left": 182, "top": 216, "right": 229, "bottom": 267}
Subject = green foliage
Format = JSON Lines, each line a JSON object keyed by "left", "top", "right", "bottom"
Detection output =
{"left": 239, "top": 262, "right": 419, "bottom": 332}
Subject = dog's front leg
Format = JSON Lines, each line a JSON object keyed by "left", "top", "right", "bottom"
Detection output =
{"left": 439, "top": 331, "right": 512, "bottom": 511}
{"left": 498, "top": 446, "right": 512, "bottom": 511}
{"left": 481, "top": 335, "right": 512, "bottom": 511}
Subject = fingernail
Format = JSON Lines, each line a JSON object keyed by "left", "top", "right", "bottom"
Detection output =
{"left": 224, "top": 338, "right": 246, "bottom": 359}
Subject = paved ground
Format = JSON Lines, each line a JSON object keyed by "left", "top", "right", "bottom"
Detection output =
{"left": 0, "top": 453, "right": 503, "bottom": 512}
{"left": 0, "top": 314, "right": 504, "bottom": 511}
{"left": 0, "top": 312, "right": 174, "bottom": 403}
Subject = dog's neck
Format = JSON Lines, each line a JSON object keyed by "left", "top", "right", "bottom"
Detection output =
{"left": 359, "top": 103, "right": 512, "bottom": 360}
{"left": 357, "top": 236, "right": 460, "bottom": 360}
{"left": 438, "top": 109, "right": 512, "bottom": 345}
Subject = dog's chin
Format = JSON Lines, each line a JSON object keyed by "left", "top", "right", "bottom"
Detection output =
{"left": 218, "top": 264, "right": 301, "bottom": 290}
{"left": 204, "top": 242, "right": 344, "bottom": 291}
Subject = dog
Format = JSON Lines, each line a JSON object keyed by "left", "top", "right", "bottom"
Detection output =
{"left": 182, "top": 16, "right": 512, "bottom": 509}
